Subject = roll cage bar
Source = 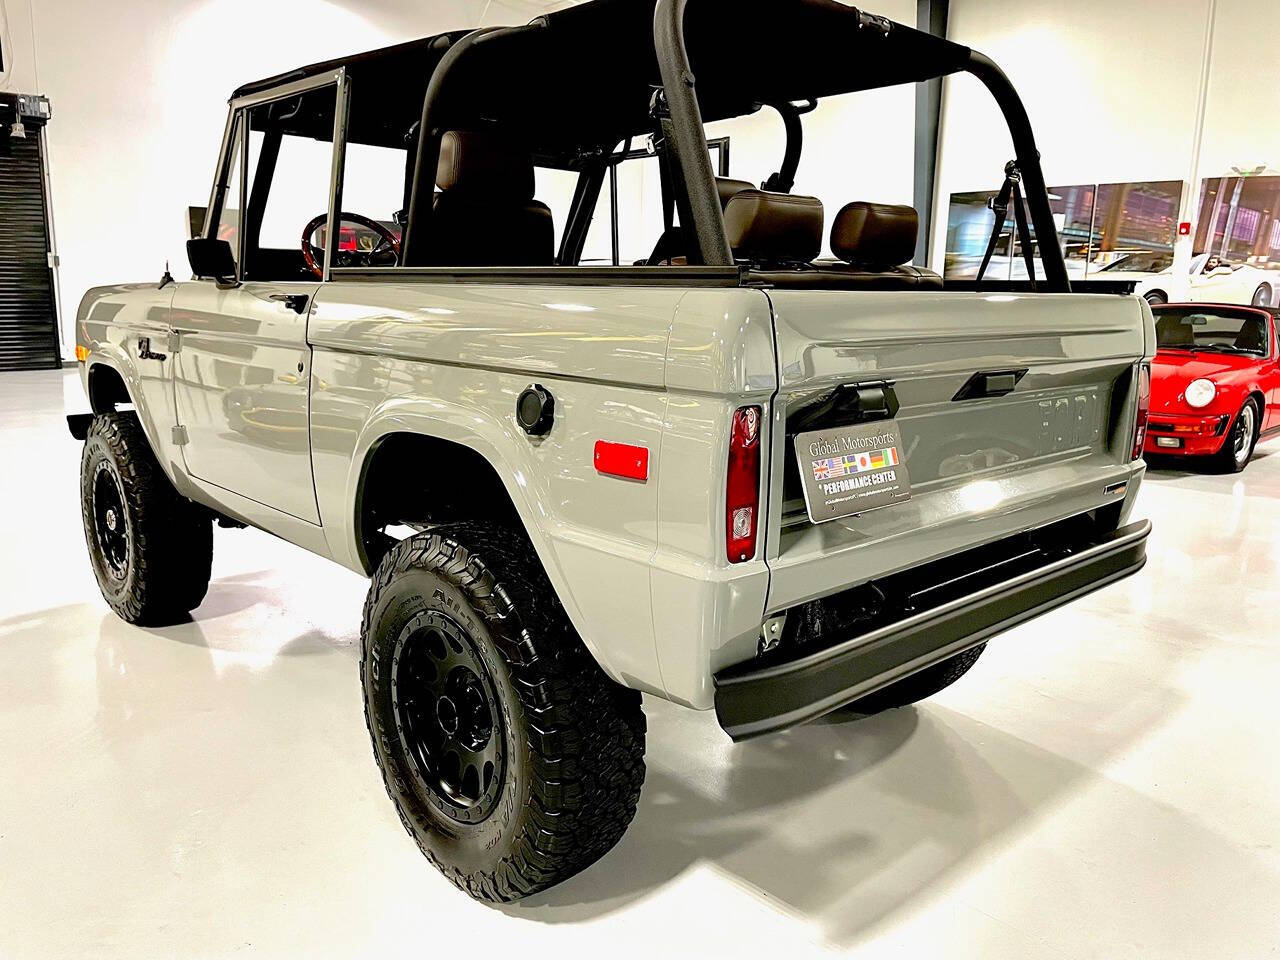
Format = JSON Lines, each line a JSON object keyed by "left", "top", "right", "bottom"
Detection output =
{"left": 386, "top": 0, "right": 1071, "bottom": 292}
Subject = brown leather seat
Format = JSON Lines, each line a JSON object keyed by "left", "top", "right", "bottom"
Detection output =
{"left": 806, "top": 200, "right": 941, "bottom": 288}
{"left": 744, "top": 201, "right": 942, "bottom": 289}
{"left": 723, "top": 189, "right": 824, "bottom": 265}
{"left": 426, "top": 131, "right": 554, "bottom": 266}
{"left": 647, "top": 177, "right": 755, "bottom": 265}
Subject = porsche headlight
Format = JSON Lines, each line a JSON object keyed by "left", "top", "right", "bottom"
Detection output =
{"left": 1185, "top": 378, "right": 1217, "bottom": 408}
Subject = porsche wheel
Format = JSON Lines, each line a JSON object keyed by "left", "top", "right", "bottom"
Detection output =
{"left": 1213, "top": 399, "right": 1258, "bottom": 473}
{"left": 1144, "top": 290, "right": 1168, "bottom": 306}
{"left": 1252, "top": 284, "right": 1272, "bottom": 307}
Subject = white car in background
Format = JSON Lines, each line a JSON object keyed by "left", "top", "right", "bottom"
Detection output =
{"left": 1098, "top": 251, "right": 1276, "bottom": 306}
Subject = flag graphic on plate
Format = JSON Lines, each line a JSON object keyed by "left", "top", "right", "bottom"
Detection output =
{"left": 810, "top": 446, "right": 899, "bottom": 482}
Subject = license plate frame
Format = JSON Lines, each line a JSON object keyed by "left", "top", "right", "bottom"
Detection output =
{"left": 793, "top": 419, "right": 912, "bottom": 523}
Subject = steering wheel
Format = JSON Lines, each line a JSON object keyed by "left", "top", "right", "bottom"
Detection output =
{"left": 301, "top": 212, "right": 401, "bottom": 277}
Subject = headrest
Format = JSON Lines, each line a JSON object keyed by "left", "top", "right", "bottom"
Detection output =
{"left": 723, "top": 190, "right": 823, "bottom": 264}
{"left": 831, "top": 202, "right": 918, "bottom": 267}
{"left": 716, "top": 178, "right": 755, "bottom": 210}
{"left": 437, "top": 131, "right": 534, "bottom": 198}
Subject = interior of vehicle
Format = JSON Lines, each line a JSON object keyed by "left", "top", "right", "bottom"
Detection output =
{"left": 215, "top": 0, "right": 994, "bottom": 290}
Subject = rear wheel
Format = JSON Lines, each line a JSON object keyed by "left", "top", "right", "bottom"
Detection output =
{"left": 1212, "top": 399, "right": 1258, "bottom": 473}
{"left": 79, "top": 413, "right": 213, "bottom": 625}
{"left": 1143, "top": 290, "right": 1168, "bottom": 306}
{"left": 836, "top": 643, "right": 986, "bottom": 717}
{"left": 360, "top": 524, "right": 646, "bottom": 902}
{"left": 1252, "top": 284, "right": 1272, "bottom": 307}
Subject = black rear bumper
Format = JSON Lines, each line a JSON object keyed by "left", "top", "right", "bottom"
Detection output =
{"left": 714, "top": 518, "right": 1151, "bottom": 740}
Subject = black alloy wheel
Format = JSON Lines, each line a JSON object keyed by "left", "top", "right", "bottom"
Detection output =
{"left": 91, "top": 460, "right": 131, "bottom": 581}
{"left": 391, "top": 610, "right": 505, "bottom": 824}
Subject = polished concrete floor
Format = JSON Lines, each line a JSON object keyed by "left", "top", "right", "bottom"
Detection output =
{"left": 2, "top": 368, "right": 1278, "bottom": 959}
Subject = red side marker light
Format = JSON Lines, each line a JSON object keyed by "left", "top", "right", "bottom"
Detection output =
{"left": 1178, "top": 221, "right": 1192, "bottom": 236}
{"left": 594, "top": 440, "right": 649, "bottom": 481}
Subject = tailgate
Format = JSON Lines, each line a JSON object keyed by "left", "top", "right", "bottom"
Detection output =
{"left": 763, "top": 290, "right": 1149, "bottom": 613}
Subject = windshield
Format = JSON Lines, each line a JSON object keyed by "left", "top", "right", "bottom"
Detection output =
{"left": 1155, "top": 307, "right": 1271, "bottom": 355}
{"left": 1099, "top": 251, "right": 1173, "bottom": 273}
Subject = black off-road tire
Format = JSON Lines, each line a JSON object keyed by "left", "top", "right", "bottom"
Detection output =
{"left": 79, "top": 413, "right": 213, "bottom": 625}
{"left": 839, "top": 643, "right": 987, "bottom": 716}
{"left": 360, "top": 523, "right": 646, "bottom": 903}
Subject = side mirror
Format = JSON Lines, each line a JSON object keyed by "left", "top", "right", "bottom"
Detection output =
{"left": 187, "top": 237, "right": 236, "bottom": 281}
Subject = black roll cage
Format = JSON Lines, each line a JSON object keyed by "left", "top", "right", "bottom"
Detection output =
{"left": 392, "top": 1, "right": 1072, "bottom": 292}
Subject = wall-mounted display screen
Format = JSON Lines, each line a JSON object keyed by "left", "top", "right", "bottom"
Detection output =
{"left": 945, "top": 180, "right": 1182, "bottom": 282}
{"left": 1194, "top": 176, "right": 1280, "bottom": 269}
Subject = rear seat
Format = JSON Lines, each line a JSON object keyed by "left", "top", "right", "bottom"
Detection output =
{"left": 741, "top": 199, "right": 942, "bottom": 289}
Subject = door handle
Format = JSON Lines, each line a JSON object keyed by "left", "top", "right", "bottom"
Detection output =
{"left": 269, "top": 293, "right": 310, "bottom": 315}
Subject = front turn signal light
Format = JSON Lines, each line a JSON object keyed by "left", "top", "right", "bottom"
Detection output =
{"left": 74, "top": 345, "right": 89, "bottom": 363}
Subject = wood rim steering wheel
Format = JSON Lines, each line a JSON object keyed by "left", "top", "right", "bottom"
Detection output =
{"left": 301, "top": 212, "right": 401, "bottom": 277}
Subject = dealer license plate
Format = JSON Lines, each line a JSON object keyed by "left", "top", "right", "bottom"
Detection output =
{"left": 793, "top": 419, "right": 912, "bottom": 523}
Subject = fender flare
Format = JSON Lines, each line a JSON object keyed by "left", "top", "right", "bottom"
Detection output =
{"left": 342, "top": 395, "right": 627, "bottom": 685}
{"left": 83, "top": 351, "right": 195, "bottom": 498}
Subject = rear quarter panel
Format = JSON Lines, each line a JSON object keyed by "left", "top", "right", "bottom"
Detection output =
{"left": 307, "top": 280, "right": 775, "bottom": 702}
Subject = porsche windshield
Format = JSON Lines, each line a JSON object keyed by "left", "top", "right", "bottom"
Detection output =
{"left": 1155, "top": 307, "right": 1270, "bottom": 355}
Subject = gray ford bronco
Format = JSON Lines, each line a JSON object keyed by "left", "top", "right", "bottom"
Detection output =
{"left": 69, "top": 0, "right": 1153, "bottom": 902}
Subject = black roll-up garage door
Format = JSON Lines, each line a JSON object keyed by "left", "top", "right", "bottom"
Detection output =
{"left": 0, "top": 114, "right": 61, "bottom": 371}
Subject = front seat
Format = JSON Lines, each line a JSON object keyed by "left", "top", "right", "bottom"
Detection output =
{"left": 426, "top": 130, "right": 554, "bottom": 267}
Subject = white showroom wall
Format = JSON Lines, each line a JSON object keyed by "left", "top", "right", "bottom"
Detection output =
{"left": 932, "top": 0, "right": 1280, "bottom": 272}
{"left": 16, "top": 0, "right": 486, "bottom": 356}
{"left": 0, "top": 0, "right": 38, "bottom": 94}
{"left": 18, "top": 0, "right": 923, "bottom": 353}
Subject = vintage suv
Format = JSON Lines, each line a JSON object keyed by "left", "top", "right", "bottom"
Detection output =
{"left": 69, "top": 0, "right": 1153, "bottom": 902}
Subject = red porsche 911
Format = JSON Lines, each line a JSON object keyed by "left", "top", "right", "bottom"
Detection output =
{"left": 1146, "top": 303, "right": 1280, "bottom": 471}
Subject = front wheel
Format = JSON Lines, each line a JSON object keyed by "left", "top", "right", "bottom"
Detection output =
{"left": 79, "top": 413, "right": 213, "bottom": 625}
{"left": 1212, "top": 399, "right": 1258, "bottom": 473}
{"left": 360, "top": 524, "right": 646, "bottom": 902}
{"left": 1253, "top": 284, "right": 1272, "bottom": 307}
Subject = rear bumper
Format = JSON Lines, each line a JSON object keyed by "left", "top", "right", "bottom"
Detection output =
{"left": 714, "top": 517, "right": 1150, "bottom": 740}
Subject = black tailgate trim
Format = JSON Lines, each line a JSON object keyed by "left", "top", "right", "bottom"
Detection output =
{"left": 714, "top": 519, "right": 1150, "bottom": 740}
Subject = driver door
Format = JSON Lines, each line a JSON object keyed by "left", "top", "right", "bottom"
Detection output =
{"left": 172, "top": 80, "right": 340, "bottom": 524}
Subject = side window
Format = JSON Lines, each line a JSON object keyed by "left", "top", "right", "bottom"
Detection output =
{"left": 581, "top": 141, "right": 729, "bottom": 266}
{"left": 339, "top": 139, "right": 409, "bottom": 257}
{"left": 241, "top": 85, "right": 337, "bottom": 282}
{"left": 212, "top": 116, "right": 245, "bottom": 272}
{"left": 533, "top": 166, "right": 579, "bottom": 258}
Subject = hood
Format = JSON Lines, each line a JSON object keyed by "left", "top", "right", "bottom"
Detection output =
{"left": 1151, "top": 351, "right": 1257, "bottom": 382}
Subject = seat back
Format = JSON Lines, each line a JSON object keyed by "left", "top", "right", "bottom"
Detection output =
{"left": 427, "top": 131, "right": 554, "bottom": 266}
{"left": 723, "top": 189, "right": 824, "bottom": 265}
{"left": 830, "top": 201, "right": 918, "bottom": 269}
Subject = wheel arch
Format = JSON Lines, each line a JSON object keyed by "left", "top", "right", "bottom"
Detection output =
{"left": 87, "top": 361, "right": 134, "bottom": 414}
{"left": 1246, "top": 389, "right": 1267, "bottom": 435}
{"left": 344, "top": 403, "right": 630, "bottom": 688}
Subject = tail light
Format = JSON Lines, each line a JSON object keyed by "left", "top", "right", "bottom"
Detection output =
{"left": 1131, "top": 362, "right": 1151, "bottom": 461}
{"left": 726, "top": 406, "right": 762, "bottom": 563}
